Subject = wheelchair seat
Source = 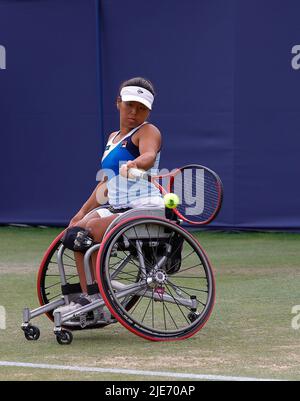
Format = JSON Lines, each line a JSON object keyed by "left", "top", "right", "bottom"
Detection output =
{"left": 103, "top": 206, "right": 166, "bottom": 238}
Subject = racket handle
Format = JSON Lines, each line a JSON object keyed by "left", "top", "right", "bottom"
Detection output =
{"left": 128, "top": 167, "right": 148, "bottom": 180}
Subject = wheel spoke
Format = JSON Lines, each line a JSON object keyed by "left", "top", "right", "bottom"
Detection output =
{"left": 122, "top": 232, "right": 153, "bottom": 267}
{"left": 47, "top": 293, "right": 61, "bottom": 302}
{"left": 145, "top": 223, "right": 157, "bottom": 265}
{"left": 109, "top": 264, "right": 140, "bottom": 281}
{"left": 167, "top": 280, "right": 207, "bottom": 308}
{"left": 129, "top": 287, "right": 149, "bottom": 314}
{"left": 141, "top": 290, "right": 153, "bottom": 324}
{"left": 163, "top": 301, "right": 179, "bottom": 329}
{"left": 114, "top": 248, "right": 147, "bottom": 279}
{"left": 169, "top": 280, "right": 208, "bottom": 294}
{"left": 171, "top": 275, "right": 207, "bottom": 279}
{"left": 164, "top": 283, "right": 191, "bottom": 324}
{"left": 62, "top": 253, "right": 76, "bottom": 263}
{"left": 176, "top": 264, "right": 204, "bottom": 275}
{"left": 44, "top": 282, "right": 61, "bottom": 290}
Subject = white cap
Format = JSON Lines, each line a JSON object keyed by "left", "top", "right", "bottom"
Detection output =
{"left": 120, "top": 86, "right": 154, "bottom": 110}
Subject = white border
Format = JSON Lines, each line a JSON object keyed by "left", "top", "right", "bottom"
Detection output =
{"left": 0, "top": 361, "right": 279, "bottom": 381}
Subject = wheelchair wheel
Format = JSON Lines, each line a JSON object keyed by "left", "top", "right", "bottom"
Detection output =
{"left": 97, "top": 216, "right": 215, "bottom": 341}
{"left": 36, "top": 231, "right": 138, "bottom": 329}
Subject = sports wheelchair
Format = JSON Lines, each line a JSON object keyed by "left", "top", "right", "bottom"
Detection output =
{"left": 22, "top": 206, "right": 215, "bottom": 345}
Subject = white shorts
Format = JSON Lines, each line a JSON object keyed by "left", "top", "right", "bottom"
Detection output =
{"left": 96, "top": 196, "right": 165, "bottom": 218}
{"left": 96, "top": 208, "right": 116, "bottom": 218}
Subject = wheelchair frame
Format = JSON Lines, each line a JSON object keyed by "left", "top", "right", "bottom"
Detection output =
{"left": 22, "top": 206, "right": 215, "bottom": 344}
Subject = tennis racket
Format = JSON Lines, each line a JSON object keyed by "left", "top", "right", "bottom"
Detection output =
{"left": 127, "top": 164, "right": 223, "bottom": 225}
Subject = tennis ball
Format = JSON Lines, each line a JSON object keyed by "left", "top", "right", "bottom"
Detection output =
{"left": 164, "top": 193, "right": 180, "bottom": 209}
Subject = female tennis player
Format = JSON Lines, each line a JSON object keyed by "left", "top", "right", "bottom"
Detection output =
{"left": 56, "top": 77, "right": 164, "bottom": 314}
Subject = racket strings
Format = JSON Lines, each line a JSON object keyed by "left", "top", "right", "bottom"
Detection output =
{"left": 170, "top": 167, "right": 222, "bottom": 224}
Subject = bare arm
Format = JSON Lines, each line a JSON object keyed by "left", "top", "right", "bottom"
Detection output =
{"left": 120, "top": 125, "right": 161, "bottom": 176}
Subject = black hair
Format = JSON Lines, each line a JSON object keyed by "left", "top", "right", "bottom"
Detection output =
{"left": 119, "top": 77, "right": 155, "bottom": 96}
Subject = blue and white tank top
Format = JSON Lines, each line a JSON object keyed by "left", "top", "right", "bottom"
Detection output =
{"left": 101, "top": 122, "right": 163, "bottom": 208}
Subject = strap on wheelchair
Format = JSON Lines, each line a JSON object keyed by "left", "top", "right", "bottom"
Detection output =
{"left": 87, "top": 283, "right": 100, "bottom": 296}
{"left": 61, "top": 283, "right": 82, "bottom": 295}
{"left": 165, "top": 208, "right": 180, "bottom": 223}
{"left": 62, "top": 227, "right": 95, "bottom": 252}
{"left": 107, "top": 205, "right": 132, "bottom": 214}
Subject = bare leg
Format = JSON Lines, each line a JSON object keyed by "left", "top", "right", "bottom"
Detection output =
{"left": 74, "top": 252, "right": 89, "bottom": 293}
{"left": 73, "top": 213, "right": 119, "bottom": 294}
{"left": 54, "top": 212, "right": 121, "bottom": 315}
{"left": 85, "top": 215, "right": 119, "bottom": 282}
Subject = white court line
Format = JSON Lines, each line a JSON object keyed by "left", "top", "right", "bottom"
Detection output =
{"left": 0, "top": 361, "right": 279, "bottom": 381}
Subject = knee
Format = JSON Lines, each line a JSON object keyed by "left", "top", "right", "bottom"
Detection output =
{"left": 85, "top": 218, "right": 105, "bottom": 242}
{"left": 62, "top": 226, "right": 95, "bottom": 252}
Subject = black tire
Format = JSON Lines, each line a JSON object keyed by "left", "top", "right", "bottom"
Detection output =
{"left": 24, "top": 326, "right": 40, "bottom": 341}
{"left": 97, "top": 216, "right": 215, "bottom": 341}
{"left": 56, "top": 330, "right": 73, "bottom": 345}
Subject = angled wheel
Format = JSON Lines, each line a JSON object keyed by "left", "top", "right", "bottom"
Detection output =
{"left": 96, "top": 216, "right": 215, "bottom": 341}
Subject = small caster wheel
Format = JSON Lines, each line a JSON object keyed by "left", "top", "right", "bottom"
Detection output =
{"left": 56, "top": 330, "right": 73, "bottom": 345}
{"left": 23, "top": 326, "right": 40, "bottom": 341}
